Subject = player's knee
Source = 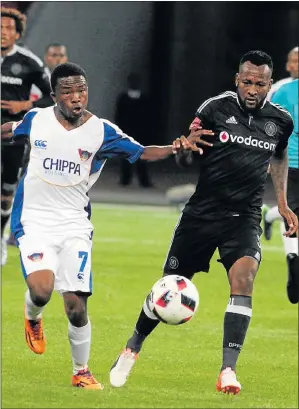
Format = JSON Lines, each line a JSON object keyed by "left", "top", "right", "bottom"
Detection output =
{"left": 66, "top": 308, "right": 87, "bottom": 327}
{"left": 27, "top": 270, "right": 54, "bottom": 306}
{"left": 65, "top": 297, "right": 87, "bottom": 327}
{"left": 30, "top": 288, "right": 52, "bottom": 307}
{"left": 230, "top": 270, "right": 256, "bottom": 294}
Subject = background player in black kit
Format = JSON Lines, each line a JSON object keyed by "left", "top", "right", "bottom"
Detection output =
{"left": 1, "top": 8, "right": 52, "bottom": 265}
{"left": 109, "top": 51, "right": 298, "bottom": 394}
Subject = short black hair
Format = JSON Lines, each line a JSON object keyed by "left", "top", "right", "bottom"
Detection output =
{"left": 50, "top": 62, "right": 87, "bottom": 92}
{"left": 45, "top": 43, "right": 67, "bottom": 53}
{"left": 239, "top": 50, "right": 273, "bottom": 71}
{"left": 1, "top": 7, "right": 26, "bottom": 37}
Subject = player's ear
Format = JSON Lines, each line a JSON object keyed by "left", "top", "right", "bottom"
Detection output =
{"left": 51, "top": 92, "right": 56, "bottom": 103}
{"left": 235, "top": 73, "right": 239, "bottom": 87}
{"left": 268, "top": 78, "right": 273, "bottom": 91}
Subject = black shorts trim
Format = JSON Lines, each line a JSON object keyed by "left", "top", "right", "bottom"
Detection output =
{"left": 218, "top": 247, "right": 262, "bottom": 273}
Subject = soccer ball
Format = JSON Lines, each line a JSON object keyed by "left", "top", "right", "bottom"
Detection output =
{"left": 148, "top": 275, "right": 199, "bottom": 325}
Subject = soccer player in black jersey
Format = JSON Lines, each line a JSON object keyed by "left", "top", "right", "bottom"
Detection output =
{"left": 1, "top": 8, "right": 52, "bottom": 265}
{"left": 109, "top": 51, "right": 298, "bottom": 394}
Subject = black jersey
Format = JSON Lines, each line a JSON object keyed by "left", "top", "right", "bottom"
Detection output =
{"left": 184, "top": 91, "right": 294, "bottom": 220}
{"left": 1, "top": 44, "right": 52, "bottom": 125}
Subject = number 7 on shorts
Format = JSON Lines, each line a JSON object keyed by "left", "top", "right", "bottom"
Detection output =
{"left": 78, "top": 251, "right": 88, "bottom": 272}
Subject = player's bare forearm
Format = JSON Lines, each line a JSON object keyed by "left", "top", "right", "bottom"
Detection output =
{"left": 1, "top": 122, "right": 14, "bottom": 139}
{"left": 141, "top": 145, "right": 173, "bottom": 161}
{"left": 270, "top": 149, "right": 288, "bottom": 208}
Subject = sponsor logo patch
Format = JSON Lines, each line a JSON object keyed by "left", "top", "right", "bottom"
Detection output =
{"left": 264, "top": 121, "right": 277, "bottom": 137}
{"left": 78, "top": 149, "right": 92, "bottom": 161}
{"left": 169, "top": 256, "right": 179, "bottom": 269}
{"left": 34, "top": 140, "right": 47, "bottom": 149}
{"left": 219, "top": 131, "right": 276, "bottom": 151}
{"left": 27, "top": 253, "right": 44, "bottom": 262}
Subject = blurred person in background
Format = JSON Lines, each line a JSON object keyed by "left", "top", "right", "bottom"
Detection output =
{"left": 263, "top": 47, "right": 298, "bottom": 242}
{"left": 115, "top": 73, "right": 154, "bottom": 188}
{"left": 1, "top": 7, "right": 52, "bottom": 264}
{"left": 30, "top": 43, "right": 68, "bottom": 101}
{"left": 267, "top": 46, "right": 298, "bottom": 100}
{"left": 264, "top": 78, "right": 299, "bottom": 304}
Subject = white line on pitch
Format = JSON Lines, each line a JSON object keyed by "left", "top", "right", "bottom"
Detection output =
{"left": 93, "top": 237, "right": 284, "bottom": 252}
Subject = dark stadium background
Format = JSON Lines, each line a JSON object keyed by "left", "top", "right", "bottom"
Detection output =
{"left": 3, "top": 1, "right": 299, "bottom": 205}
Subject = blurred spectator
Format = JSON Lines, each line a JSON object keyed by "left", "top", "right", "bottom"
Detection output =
{"left": 115, "top": 73, "right": 153, "bottom": 188}
{"left": 30, "top": 43, "right": 68, "bottom": 101}
{"left": 267, "top": 46, "right": 298, "bottom": 100}
{"left": 1, "top": 7, "right": 52, "bottom": 261}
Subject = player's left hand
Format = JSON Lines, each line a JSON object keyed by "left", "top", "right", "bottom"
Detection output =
{"left": 1, "top": 100, "right": 33, "bottom": 114}
{"left": 279, "top": 206, "right": 298, "bottom": 237}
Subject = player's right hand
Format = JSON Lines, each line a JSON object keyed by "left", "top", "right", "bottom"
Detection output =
{"left": 279, "top": 206, "right": 299, "bottom": 237}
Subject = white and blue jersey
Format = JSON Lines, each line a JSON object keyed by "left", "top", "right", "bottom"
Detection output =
{"left": 271, "top": 79, "right": 299, "bottom": 169}
{"left": 11, "top": 106, "right": 145, "bottom": 239}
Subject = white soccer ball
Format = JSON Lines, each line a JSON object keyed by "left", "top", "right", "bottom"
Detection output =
{"left": 149, "top": 275, "right": 199, "bottom": 325}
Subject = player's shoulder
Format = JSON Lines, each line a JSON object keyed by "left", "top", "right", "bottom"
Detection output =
{"left": 272, "top": 77, "right": 292, "bottom": 90}
{"left": 264, "top": 101, "right": 293, "bottom": 133}
{"left": 266, "top": 100, "right": 293, "bottom": 122}
{"left": 277, "top": 78, "right": 298, "bottom": 93}
{"left": 23, "top": 106, "right": 53, "bottom": 123}
{"left": 15, "top": 45, "right": 44, "bottom": 68}
{"left": 99, "top": 118, "right": 121, "bottom": 132}
{"left": 196, "top": 91, "right": 237, "bottom": 114}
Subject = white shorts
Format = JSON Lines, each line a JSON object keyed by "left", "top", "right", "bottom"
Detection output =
{"left": 18, "top": 233, "right": 93, "bottom": 294}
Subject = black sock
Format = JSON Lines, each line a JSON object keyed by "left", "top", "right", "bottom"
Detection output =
{"left": 126, "top": 295, "right": 160, "bottom": 353}
{"left": 221, "top": 295, "right": 252, "bottom": 372}
{"left": 1, "top": 214, "right": 10, "bottom": 237}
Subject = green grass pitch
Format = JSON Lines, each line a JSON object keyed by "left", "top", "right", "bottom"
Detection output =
{"left": 1, "top": 204, "right": 298, "bottom": 408}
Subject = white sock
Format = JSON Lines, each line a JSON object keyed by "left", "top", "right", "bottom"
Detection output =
{"left": 280, "top": 222, "right": 298, "bottom": 256}
{"left": 25, "top": 289, "right": 44, "bottom": 320}
{"left": 265, "top": 206, "right": 282, "bottom": 223}
{"left": 68, "top": 319, "right": 91, "bottom": 375}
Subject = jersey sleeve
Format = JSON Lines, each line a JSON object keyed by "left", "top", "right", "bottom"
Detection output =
{"left": 189, "top": 98, "right": 215, "bottom": 130}
{"left": 273, "top": 115, "right": 294, "bottom": 158}
{"left": 97, "top": 120, "right": 145, "bottom": 163}
{"left": 13, "top": 109, "right": 40, "bottom": 140}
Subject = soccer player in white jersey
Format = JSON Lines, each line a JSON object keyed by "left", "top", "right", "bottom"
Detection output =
{"left": 1, "top": 62, "right": 206, "bottom": 389}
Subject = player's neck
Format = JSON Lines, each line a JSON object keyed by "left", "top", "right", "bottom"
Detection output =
{"left": 54, "top": 107, "right": 91, "bottom": 131}
{"left": 1, "top": 44, "right": 15, "bottom": 57}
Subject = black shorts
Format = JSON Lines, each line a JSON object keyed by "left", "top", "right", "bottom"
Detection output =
{"left": 163, "top": 213, "right": 262, "bottom": 279}
{"left": 1, "top": 144, "right": 27, "bottom": 196}
{"left": 287, "top": 168, "right": 299, "bottom": 216}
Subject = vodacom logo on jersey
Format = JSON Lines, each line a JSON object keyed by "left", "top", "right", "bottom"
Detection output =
{"left": 219, "top": 131, "right": 276, "bottom": 151}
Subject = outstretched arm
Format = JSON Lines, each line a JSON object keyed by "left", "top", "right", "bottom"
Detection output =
{"left": 140, "top": 128, "right": 214, "bottom": 162}
{"left": 140, "top": 145, "right": 173, "bottom": 161}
